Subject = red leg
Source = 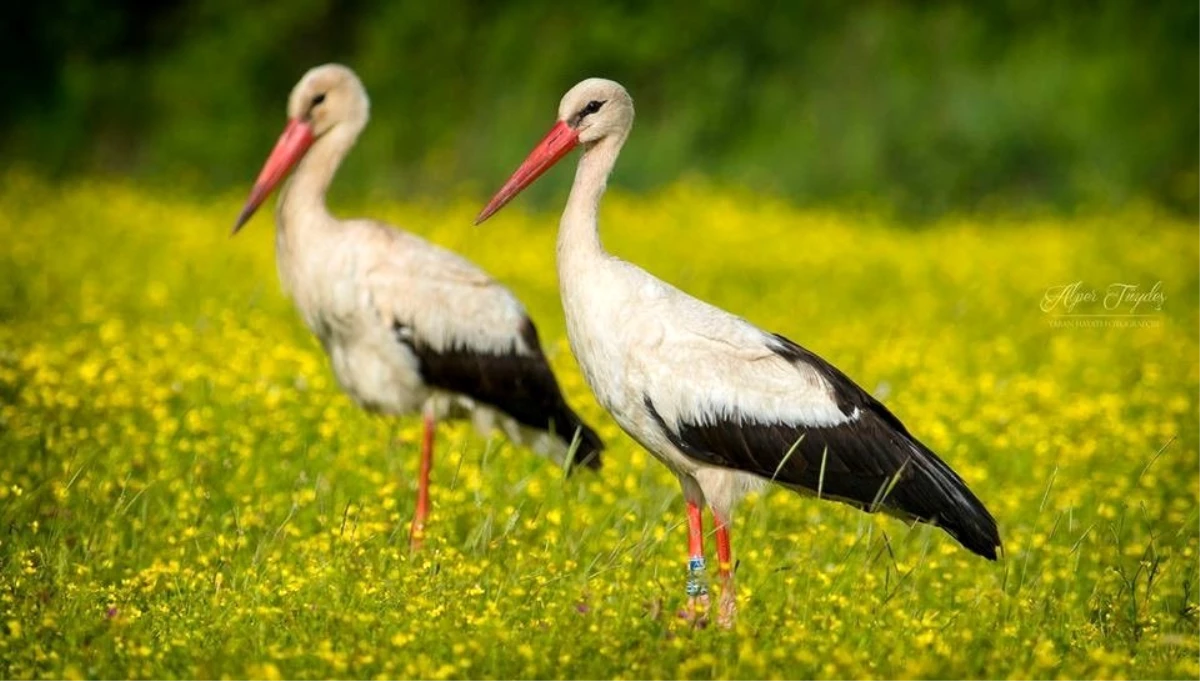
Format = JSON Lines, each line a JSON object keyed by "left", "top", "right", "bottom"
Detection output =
{"left": 687, "top": 499, "right": 705, "bottom": 559}
{"left": 714, "top": 516, "right": 736, "bottom": 628}
{"left": 681, "top": 499, "right": 711, "bottom": 624}
{"left": 410, "top": 411, "right": 435, "bottom": 551}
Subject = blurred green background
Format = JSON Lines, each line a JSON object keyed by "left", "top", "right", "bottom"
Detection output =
{"left": 3, "top": 0, "right": 1196, "bottom": 216}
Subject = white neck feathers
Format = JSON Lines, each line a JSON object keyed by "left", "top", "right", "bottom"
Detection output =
{"left": 279, "top": 124, "right": 360, "bottom": 235}
{"left": 557, "top": 134, "right": 625, "bottom": 269}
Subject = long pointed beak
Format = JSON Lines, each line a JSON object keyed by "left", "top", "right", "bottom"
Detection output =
{"left": 232, "top": 118, "right": 315, "bottom": 235}
{"left": 475, "top": 120, "right": 579, "bottom": 225}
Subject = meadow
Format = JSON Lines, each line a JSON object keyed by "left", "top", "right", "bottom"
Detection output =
{"left": 0, "top": 174, "right": 1196, "bottom": 679}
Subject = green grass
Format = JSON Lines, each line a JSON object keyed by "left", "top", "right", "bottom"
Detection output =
{"left": 0, "top": 175, "right": 1197, "bottom": 679}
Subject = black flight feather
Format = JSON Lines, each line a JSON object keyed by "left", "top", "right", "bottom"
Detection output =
{"left": 645, "top": 333, "right": 1000, "bottom": 559}
{"left": 395, "top": 317, "right": 603, "bottom": 471}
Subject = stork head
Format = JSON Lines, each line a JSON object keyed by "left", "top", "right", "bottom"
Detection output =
{"left": 475, "top": 78, "right": 634, "bottom": 224}
{"left": 232, "top": 64, "right": 371, "bottom": 234}
{"left": 286, "top": 64, "right": 370, "bottom": 139}
{"left": 557, "top": 78, "right": 635, "bottom": 146}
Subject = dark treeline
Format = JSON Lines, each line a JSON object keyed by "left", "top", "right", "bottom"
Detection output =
{"left": 3, "top": 0, "right": 1196, "bottom": 216}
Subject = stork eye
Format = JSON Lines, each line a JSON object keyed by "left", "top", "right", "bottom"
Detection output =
{"left": 311, "top": 93, "right": 326, "bottom": 106}
{"left": 580, "top": 100, "right": 605, "bottom": 117}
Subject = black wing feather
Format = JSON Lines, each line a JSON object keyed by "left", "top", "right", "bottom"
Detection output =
{"left": 646, "top": 333, "right": 1000, "bottom": 559}
{"left": 395, "top": 317, "right": 603, "bottom": 470}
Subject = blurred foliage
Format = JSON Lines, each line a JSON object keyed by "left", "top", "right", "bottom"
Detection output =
{"left": 2, "top": 0, "right": 1197, "bottom": 216}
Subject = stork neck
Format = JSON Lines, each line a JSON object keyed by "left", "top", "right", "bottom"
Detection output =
{"left": 279, "top": 124, "right": 359, "bottom": 230}
{"left": 558, "top": 134, "right": 623, "bottom": 265}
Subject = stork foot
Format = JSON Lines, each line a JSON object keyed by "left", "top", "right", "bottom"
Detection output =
{"left": 678, "top": 593, "right": 710, "bottom": 628}
{"left": 408, "top": 522, "right": 425, "bottom": 553}
{"left": 717, "top": 590, "right": 737, "bottom": 630}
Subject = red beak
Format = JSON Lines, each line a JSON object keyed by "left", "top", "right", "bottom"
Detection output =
{"left": 232, "top": 118, "right": 315, "bottom": 235}
{"left": 475, "top": 120, "right": 580, "bottom": 225}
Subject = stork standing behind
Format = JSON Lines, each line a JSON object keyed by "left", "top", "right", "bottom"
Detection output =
{"left": 232, "top": 64, "right": 603, "bottom": 549}
{"left": 476, "top": 79, "right": 1001, "bottom": 627}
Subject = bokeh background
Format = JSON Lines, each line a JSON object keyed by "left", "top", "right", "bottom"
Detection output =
{"left": 3, "top": 0, "right": 1197, "bottom": 216}
{"left": 1, "top": 3, "right": 1198, "bottom": 679}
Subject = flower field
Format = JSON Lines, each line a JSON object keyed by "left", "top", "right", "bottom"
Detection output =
{"left": 0, "top": 174, "right": 1196, "bottom": 679}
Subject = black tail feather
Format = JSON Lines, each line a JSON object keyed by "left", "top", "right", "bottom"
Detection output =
{"left": 400, "top": 315, "right": 604, "bottom": 471}
{"left": 551, "top": 403, "right": 604, "bottom": 472}
{"left": 889, "top": 445, "right": 1002, "bottom": 560}
{"left": 645, "top": 385, "right": 1001, "bottom": 560}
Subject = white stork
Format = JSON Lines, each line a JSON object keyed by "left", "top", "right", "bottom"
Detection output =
{"left": 232, "top": 64, "right": 603, "bottom": 550}
{"left": 476, "top": 79, "right": 1001, "bottom": 627}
